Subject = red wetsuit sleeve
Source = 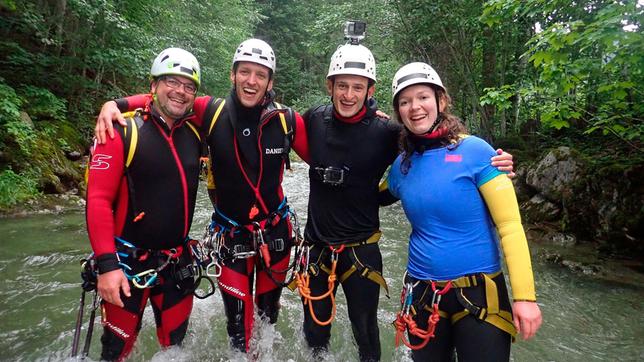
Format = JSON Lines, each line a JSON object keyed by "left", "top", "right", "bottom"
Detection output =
{"left": 86, "top": 134, "right": 126, "bottom": 257}
{"left": 292, "top": 111, "right": 310, "bottom": 164}
{"left": 119, "top": 94, "right": 152, "bottom": 111}
{"left": 119, "top": 94, "right": 210, "bottom": 128}
{"left": 191, "top": 96, "right": 212, "bottom": 128}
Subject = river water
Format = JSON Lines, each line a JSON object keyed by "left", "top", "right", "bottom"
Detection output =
{"left": 0, "top": 161, "right": 642, "bottom": 361}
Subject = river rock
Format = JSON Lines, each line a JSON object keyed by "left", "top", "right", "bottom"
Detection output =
{"left": 520, "top": 146, "right": 643, "bottom": 259}
{"left": 65, "top": 150, "right": 82, "bottom": 161}
{"left": 19, "top": 111, "right": 34, "bottom": 128}
{"left": 526, "top": 146, "right": 585, "bottom": 201}
{"left": 546, "top": 232, "right": 577, "bottom": 247}
{"left": 521, "top": 194, "right": 561, "bottom": 222}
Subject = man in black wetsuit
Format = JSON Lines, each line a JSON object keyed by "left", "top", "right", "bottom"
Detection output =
{"left": 297, "top": 41, "right": 397, "bottom": 362}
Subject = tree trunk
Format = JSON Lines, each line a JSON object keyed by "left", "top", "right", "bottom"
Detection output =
{"left": 481, "top": 26, "right": 496, "bottom": 141}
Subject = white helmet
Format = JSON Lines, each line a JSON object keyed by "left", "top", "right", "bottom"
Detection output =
{"left": 150, "top": 47, "right": 201, "bottom": 88}
{"left": 232, "top": 38, "right": 276, "bottom": 73}
{"left": 391, "top": 62, "right": 444, "bottom": 100}
{"left": 327, "top": 44, "right": 376, "bottom": 82}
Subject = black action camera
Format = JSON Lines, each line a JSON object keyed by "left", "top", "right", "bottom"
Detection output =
{"left": 344, "top": 20, "right": 366, "bottom": 44}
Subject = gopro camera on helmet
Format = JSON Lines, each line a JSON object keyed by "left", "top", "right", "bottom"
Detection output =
{"left": 344, "top": 20, "right": 366, "bottom": 45}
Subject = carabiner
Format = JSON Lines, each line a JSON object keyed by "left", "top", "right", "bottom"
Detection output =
{"left": 206, "top": 260, "right": 222, "bottom": 278}
{"left": 131, "top": 269, "right": 158, "bottom": 288}
{"left": 403, "top": 283, "right": 414, "bottom": 315}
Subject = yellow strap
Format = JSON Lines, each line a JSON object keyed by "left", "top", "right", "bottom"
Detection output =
{"left": 484, "top": 273, "right": 499, "bottom": 315}
{"left": 205, "top": 158, "right": 216, "bottom": 190}
{"left": 342, "top": 231, "right": 382, "bottom": 248}
{"left": 185, "top": 121, "right": 201, "bottom": 142}
{"left": 432, "top": 271, "right": 501, "bottom": 288}
{"left": 125, "top": 117, "right": 138, "bottom": 167}
{"left": 338, "top": 265, "right": 357, "bottom": 283}
{"left": 486, "top": 314, "right": 517, "bottom": 338}
{"left": 287, "top": 278, "right": 298, "bottom": 291}
{"left": 451, "top": 310, "right": 469, "bottom": 324}
{"left": 279, "top": 112, "right": 288, "bottom": 134}
{"left": 272, "top": 101, "right": 290, "bottom": 136}
{"left": 378, "top": 178, "right": 389, "bottom": 192}
{"left": 208, "top": 99, "right": 226, "bottom": 136}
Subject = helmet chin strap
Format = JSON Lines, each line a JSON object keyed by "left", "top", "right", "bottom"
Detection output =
{"left": 420, "top": 93, "right": 443, "bottom": 135}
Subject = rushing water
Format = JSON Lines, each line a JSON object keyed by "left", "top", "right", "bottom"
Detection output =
{"left": 0, "top": 161, "right": 643, "bottom": 361}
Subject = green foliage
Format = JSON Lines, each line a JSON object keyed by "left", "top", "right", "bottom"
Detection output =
{"left": 483, "top": 0, "right": 643, "bottom": 148}
{"left": 19, "top": 86, "right": 67, "bottom": 121}
{"left": 255, "top": 0, "right": 401, "bottom": 110}
{"left": 480, "top": 85, "right": 515, "bottom": 112}
{"left": 0, "top": 81, "right": 36, "bottom": 156}
{"left": 0, "top": 81, "right": 22, "bottom": 120}
{"left": 0, "top": 168, "right": 39, "bottom": 208}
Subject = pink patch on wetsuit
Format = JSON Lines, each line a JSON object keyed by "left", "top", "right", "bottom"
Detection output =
{"left": 445, "top": 154, "right": 463, "bottom": 162}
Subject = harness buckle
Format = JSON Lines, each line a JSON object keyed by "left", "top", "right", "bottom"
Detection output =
{"left": 271, "top": 238, "right": 285, "bottom": 252}
{"left": 315, "top": 166, "right": 346, "bottom": 186}
{"left": 233, "top": 244, "right": 253, "bottom": 254}
{"left": 233, "top": 251, "right": 256, "bottom": 259}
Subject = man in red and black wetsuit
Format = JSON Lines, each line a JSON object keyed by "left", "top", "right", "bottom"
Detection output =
{"left": 86, "top": 48, "right": 202, "bottom": 361}
{"left": 95, "top": 39, "right": 310, "bottom": 353}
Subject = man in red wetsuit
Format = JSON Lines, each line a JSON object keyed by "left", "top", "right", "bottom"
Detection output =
{"left": 86, "top": 48, "right": 202, "bottom": 361}
{"left": 94, "top": 39, "right": 310, "bottom": 353}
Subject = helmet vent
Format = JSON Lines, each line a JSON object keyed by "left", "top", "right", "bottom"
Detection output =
{"left": 397, "top": 73, "right": 428, "bottom": 86}
{"left": 344, "top": 61, "right": 365, "bottom": 69}
{"left": 180, "top": 66, "right": 194, "bottom": 75}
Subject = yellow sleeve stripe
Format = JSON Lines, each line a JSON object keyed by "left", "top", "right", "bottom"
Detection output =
{"left": 185, "top": 122, "right": 201, "bottom": 142}
{"left": 125, "top": 117, "right": 138, "bottom": 167}
{"left": 208, "top": 99, "right": 226, "bottom": 136}
{"left": 479, "top": 174, "right": 536, "bottom": 301}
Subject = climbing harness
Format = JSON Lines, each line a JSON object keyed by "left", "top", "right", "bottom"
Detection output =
{"left": 114, "top": 237, "right": 201, "bottom": 291}
{"left": 292, "top": 231, "right": 388, "bottom": 326}
{"left": 71, "top": 256, "right": 100, "bottom": 358}
{"left": 393, "top": 271, "right": 518, "bottom": 351}
{"left": 197, "top": 200, "right": 304, "bottom": 288}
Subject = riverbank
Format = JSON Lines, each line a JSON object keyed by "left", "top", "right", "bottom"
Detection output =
{"left": 0, "top": 192, "right": 85, "bottom": 218}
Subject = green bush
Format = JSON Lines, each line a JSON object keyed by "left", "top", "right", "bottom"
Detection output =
{"left": 0, "top": 168, "right": 39, "bottom": 208}
{"left": 0, "top": 81, "right": 36, "bottom": 156}
{"left": 19, "top": 86, "right": 67, "bottom": 121}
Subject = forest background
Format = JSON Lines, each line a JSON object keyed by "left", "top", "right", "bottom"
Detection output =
{"left": 0, "top": 0, "right": 642, "bottom": 255}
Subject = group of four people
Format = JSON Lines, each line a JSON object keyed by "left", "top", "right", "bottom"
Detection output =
{"left": 86, "top": 37, "right": 540, "bottom": 361}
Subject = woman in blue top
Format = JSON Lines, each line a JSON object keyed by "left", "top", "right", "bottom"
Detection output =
{"left": 387, "top": 62, "right": 542, "bottom": 361}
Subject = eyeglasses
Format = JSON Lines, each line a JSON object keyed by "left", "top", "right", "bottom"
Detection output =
{"left": 162, "top": 77, "right": 197, "bottom": 95}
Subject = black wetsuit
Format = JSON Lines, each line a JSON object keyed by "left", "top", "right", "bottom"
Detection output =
{"left": 202, "top": 91, "right": 297, "bottom": 351}
{"left": 86, "top": 106, "right": 200, "bottom": 361}
{"left": 302, "top": 99, "right": 400, "bottom": 361}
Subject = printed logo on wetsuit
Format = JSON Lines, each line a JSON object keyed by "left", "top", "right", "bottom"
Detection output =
{"left": 218, "top": 281, "right": 246, "bottom": 298}
{"left": 90, "top": 154, "right": 113, "bottom": 170}
{"left": 265, "top": 147, "right": 284, "bottom": 155}
{"left": 104, "top": 321, "right": 130, "bottom": 339}
{"left": 444, "top": 154, "right": 462, "bottom": 163}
